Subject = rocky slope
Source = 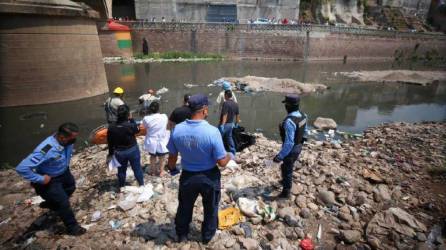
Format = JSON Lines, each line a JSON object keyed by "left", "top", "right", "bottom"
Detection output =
{"left": 0, "top": 122, "right": 445, "bottom": 249}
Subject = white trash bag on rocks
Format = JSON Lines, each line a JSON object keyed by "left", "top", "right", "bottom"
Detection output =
{"left": 121, "top": 184, "right": 154, "bottom": 203}
{"left": 237, "top": 197, "right": 259, "bottom": 218}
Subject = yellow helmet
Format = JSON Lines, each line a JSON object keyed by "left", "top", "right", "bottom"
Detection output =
{"left": 113, "top": 87, "right": 124, "bottom": 94}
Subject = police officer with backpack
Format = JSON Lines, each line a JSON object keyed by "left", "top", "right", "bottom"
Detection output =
{"left": 273, "top": 94, "right": 308, "bottom": 199}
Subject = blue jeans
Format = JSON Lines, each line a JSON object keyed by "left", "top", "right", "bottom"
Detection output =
{"left": 220, "top": 123, "right": 236, "bottom": 155}
{"left": 115, "top": 145, "right": 145, "bottom": 187}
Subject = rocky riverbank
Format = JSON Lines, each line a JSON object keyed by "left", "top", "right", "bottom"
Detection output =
{"left": 0, "top": 122, "right": 445, "bottom": 249}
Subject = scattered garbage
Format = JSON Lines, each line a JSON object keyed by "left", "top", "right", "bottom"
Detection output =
{"left": 0, "top": 217, "right": 11, "bottom": 227}
{"left": 109, "top": 220, "right": 123, "bottom": 230}
{"left": 183, "top": 83, "right": 198, "bottom": 88}
{"left": 156, "top": 87, "right": 169, "bottom": 95}
{"left": 1, "top": 122, "right": 445, "bottom": 249}
{"left": 25, "top": 196, "right": 44, "bottom": 206}
{"left": 299, "top": 235, "right": 315, "bottom": 250}
{"left": 91, "top": 211, "right": 102, "bottom": 222}
{"left": 121, "top": 184, "right": 154, "bottom": 203}
{"left": 217, "top": 76, "right": 327, "bottom": 94}
{"left": 218, "top": 207, "right": 244, "bottom": 230}
{"left": 237, "top": 197, "right": 259, "bottom": 218}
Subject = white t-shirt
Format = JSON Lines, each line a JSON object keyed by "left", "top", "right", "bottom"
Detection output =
{"left": 142, "top": 113, "right": 170, "bottom": 154}
{"left": 216, "top": 90, "right": 237, "bottom": 110}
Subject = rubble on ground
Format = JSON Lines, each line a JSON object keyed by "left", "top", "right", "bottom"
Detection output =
{"left": 339, "top": 70, "right": 446, "bottom": 86}
{"left": 217, "top": 76, "right": 327, "bottom": 94}
{"left": 0, "top": 122, "right": 445, "bottom": 249}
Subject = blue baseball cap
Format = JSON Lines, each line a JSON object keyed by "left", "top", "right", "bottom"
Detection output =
{"left": 188, "top": 94, "right": 209, "bottom": 111}
{"left": 222, "top": 81, "right": 232, "bottom": 90}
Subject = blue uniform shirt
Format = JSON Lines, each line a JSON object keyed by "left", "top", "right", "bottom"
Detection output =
{"left": 167, "top": 119, "right": 227, "bottom": 172}
{"left": 16, "top": 135, "right": 73, "bottom": 184}
{"left": 277, "top": 111, "right": 308, "bottom": 160}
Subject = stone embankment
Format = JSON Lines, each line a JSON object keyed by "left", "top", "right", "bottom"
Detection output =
{"left": 0, "top": 122, "right": 445, "bottom": 249}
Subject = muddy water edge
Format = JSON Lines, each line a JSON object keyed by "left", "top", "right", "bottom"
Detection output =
{"left": 0, "top": 60, "right": 445, "bottom": 167}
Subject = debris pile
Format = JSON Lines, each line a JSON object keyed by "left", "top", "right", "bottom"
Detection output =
{"left": 339, "top": 70, "right": 446, "bottom": 86}
{"left": 0, "top": 122, "right": 445, "bottom": 249}
{"left": 217, "top": 76, "right": 327, "bottom": 94}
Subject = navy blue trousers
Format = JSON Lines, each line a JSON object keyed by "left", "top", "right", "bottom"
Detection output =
{"left": 115, "top": 145, "right": 145, "bottom": 187}
{"left": 175, "top": 167, "right": 221, "bottom": 242}
{"left": 32, "top": 170, "right": 78, "bottom": 228}
{"left": 280, "top": 144, "right": 302, "bottom": 191}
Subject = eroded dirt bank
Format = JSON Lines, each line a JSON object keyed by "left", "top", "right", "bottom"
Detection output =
{"left": 0, "top": 122, "right": 445, "bottom": 249}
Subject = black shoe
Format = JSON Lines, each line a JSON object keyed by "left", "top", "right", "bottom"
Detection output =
{"left": 39, "top": 201, "right": 56, "bottom": 210}
{"left": 202, "top": 238, "right": 212, "bottom": 245}
{"left": 277, "top": 189, "right": 291, "bottom": 199}
{"left": 67, "top": 225, "right": 86, "bottom": 236}
{"left": 177, "top": 235, "right": 188, "bottom": 243}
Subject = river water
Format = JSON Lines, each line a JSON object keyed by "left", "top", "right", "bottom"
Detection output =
{"left": 1, "top": 60, "right": 445, "bottom": 167}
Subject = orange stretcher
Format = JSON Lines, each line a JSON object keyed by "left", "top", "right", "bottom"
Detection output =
{"left": 89, "top": 124, "right": 147, "bottom": 145}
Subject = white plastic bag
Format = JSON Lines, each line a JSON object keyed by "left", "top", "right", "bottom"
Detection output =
{"left": 108, "top": 155, "right": 121, "bottom": 172}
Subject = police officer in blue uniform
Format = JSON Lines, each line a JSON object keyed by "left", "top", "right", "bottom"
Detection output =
{"left": 16, "top": 123, "right": 86, "bottom": 235}
{"left": 273, "top": 94, "right": 308, "bottom": 199}
{"left": 166, "top": 94, "right": 230, "bottom": 244}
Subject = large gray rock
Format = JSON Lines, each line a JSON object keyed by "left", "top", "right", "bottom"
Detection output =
{"left": 318, "top": 190, "right": 337, "bottom": 206}
{"left": 340, "top": 230, "right": 362, "bottom": 244}
{"left": 239, "top": 238, "right": 259, "bottom": 250}
{"left": 366, "top": 207, "right": 427, "bottom": 246}
{"left": 313, "top": 117, "right": 337, "bottom": 130}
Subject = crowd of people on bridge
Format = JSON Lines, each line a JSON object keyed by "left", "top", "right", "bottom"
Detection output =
{"left": 15, "top": 83, "right": 308, "bottom": 244}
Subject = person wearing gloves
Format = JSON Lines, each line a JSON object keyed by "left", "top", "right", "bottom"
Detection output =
{"left": 16, "top": 123, "right": 86, "bottom": 235}
{"left": 273, "top": 94, "right": 308, "bottom": 199}
{"left": 142, "top": 101, "right": 170, "bottom": 176}
{"left": 218, "top": 90, "right": 240, "bottom": 156}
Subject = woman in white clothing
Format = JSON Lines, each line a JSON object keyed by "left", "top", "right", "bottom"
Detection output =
{"left": 142, "top": 102, "right": 170, "bottom": 176}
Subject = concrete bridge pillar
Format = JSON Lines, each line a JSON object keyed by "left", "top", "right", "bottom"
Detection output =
{"left": 0, "top": 0, "right": 109, "bottom": 107}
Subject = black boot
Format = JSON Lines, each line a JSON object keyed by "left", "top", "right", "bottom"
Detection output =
{"left": 39, "top": 201, "right": 57, "bottom": 210}
{"left": 176, "top": 234, "right": 188, "bottom": 243}
{"left": 278, "top": 189, "right": 290, "bottom": 199}
{"left": 67, "top": 224, "right": 86, "bottom": 236}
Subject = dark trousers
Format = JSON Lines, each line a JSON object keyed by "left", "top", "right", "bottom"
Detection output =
{"left": 281, "top": 144, "right": 303, "bottom": 191}
{"left": 115, "top": 145, "right": 145, "bottom": 187}
{"left": 175, "top": 167, "right": 221, "bottom": 242}
{"left": 32, "top": 170, "right": 78, "bottom": 228}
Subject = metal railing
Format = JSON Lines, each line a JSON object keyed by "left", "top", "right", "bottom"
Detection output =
{"left": 99, "top": 20, "right": 446, "bottom": 40}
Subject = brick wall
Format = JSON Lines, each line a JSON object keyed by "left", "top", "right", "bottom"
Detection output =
{"left": 98, "top": 30, "right": 133, "bottom": 58}
{"left": 99, "top": 26, "right": 446, "bottom": 61}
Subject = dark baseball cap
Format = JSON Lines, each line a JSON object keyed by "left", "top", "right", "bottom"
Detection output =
{"left": 188, "top": 94, "right": 210, "bottom": 111}
{"left": 282, "top": 94, "right": 300, "bottom": 105}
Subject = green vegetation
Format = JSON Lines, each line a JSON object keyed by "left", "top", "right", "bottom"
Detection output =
{"left": 134, "top": 51, "right": 223, "bottom": 60}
